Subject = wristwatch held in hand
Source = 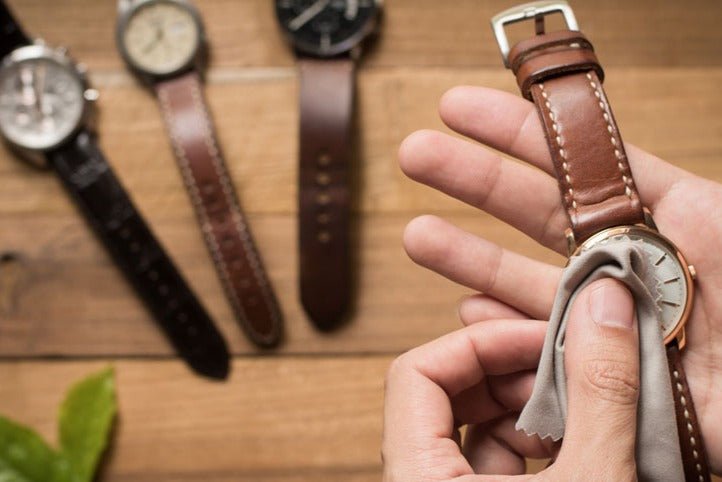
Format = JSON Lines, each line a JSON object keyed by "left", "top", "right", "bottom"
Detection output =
{"left": 492, "top": 2, "right": 709, "bottom": 480}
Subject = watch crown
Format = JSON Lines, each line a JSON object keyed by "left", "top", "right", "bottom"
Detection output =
{"left": 688, "top": 265, "right": 697, "bottom": 280}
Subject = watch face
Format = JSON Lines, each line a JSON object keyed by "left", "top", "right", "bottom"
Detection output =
{"left": 276, "top": 0, "right": 379, "bottom": 57}
{"left": 119, "top": 0, "right": 202, "bottom": 76}
{"left": 578, "top": 227, "right": 693, "bottom": 343}
{"left": 0, "top": 46, "right": 85, "bottom": 151}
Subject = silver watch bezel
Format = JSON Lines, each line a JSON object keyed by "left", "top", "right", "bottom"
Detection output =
{"left": 0, "top": 43, "right": 93, "bottom": 161}
{"left": 116, "top": 0, "right": 206, "bottom": 81}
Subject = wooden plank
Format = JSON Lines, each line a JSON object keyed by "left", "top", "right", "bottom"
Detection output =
{"left": 1, "top": 359, "right": 719, "bottom": 481}
{"left": 0, "top": 212, "right": 559, "bottom": 356}
{"left": 6, "top": 0, "right": 722, "bottom": 69}
{"left": 1, "top": 68, "right": 721, "bottom": 217}
{"left": 0, "top": 358, "right": 387, "bottom": 481}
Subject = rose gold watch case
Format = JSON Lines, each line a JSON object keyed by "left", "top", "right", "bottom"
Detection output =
{"left": 569, "top": 223, "right": 694, "bottom": 349}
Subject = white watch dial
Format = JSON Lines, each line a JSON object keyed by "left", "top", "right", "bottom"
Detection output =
{"left": 582, "top": 229, "right": 691, "bottom": 340}
{"left": 0, "top": 55, "right": 84, "bottom": 150}
{"left": 122, "top": 1, "right": 200, "bottom": 76}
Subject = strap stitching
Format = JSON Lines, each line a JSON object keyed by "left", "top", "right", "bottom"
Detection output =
{"left": 672, "top": 367, "right": 708, "bottom": 481}
{"left": 157, "top": 80, "right": 280, "bottom": 341}
{"left": 538, "top": 84, "right": 577, "bottom": 212}
{"left": 585, "top": 72, "right": 635, "bottom": 201}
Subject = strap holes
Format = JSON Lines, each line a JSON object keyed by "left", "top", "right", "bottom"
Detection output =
{"left": 239, "top": 278, "right": 252, "bottom": 289}
{"left": 177, "top": 312, "right": 189, "bottom": 324}
{"left": 317, "top": 213, "right": 330, "bottom": 224}
{"left": 316, "top": 193, "right": 331, "bottom": 205}
{"left": 148, "top": 270, "right": 159, "bottom": 281}
{"left": 129, "top": 242, "right": 141, "bottom": 253}
{"left": 247, "top": 296, "right": 258, "bottom": 307}
{"left": 317, "top": 231, "right": 331, "bottom": 243}
{"left": 317, "top": 152, "right": 331, "bottom": 166}
{"left": 158, "top": 284, "right": 169, "bottom": 296}
{"left": 316, "top": 173, "right": 331, "bottom": 186}
{"left": 119, "top": 228, "right": 131, "bottom": 239}
{"left": 201, "top": 183, "right": 216, "bottom": 195}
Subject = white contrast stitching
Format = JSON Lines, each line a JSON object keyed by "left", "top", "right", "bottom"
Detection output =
{"left": 585, "top": 72, "right": 634, "bottom": 200}
{"left": 158, "top": 78, "right": 280, "bottom": 340}
{"left": 539, "top": 84, "right": 577, "bottom": 211}
{"left": 673, "top": 368, "right": 707, "bottom": 481}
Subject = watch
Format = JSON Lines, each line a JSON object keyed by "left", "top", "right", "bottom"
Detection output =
{"left": 492, "top": 2, "right": 710, "bottom": 480}
{"left": 275, "top": 0, "right": 381, "bottom": 330}
{"left": 0, "top": 0, "right": 229, "bottom": 379}
{"left": 116, "top": 0, "right": 284, "bottom": 348}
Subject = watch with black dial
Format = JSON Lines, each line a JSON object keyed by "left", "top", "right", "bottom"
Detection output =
{"left": 493, "top": 2, "right": 709, "bottom": 480}
{"left": 116, "top": 0, "right": 284, "bottom": 348}
{"left": 275, "top": 0, "right": 382, "bottom": 330}
{"left": 0, "top": 0, "right": 229, "bottom": 380}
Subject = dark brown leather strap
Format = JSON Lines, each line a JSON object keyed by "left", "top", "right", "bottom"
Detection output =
{"left": 508, "top": 29, "right": 710, "bottom": 481}
{"left": 297, "top": 57, "right": 354, "bottom": 330}
{"left": 155, "top": 71, "right": 283, "bottom": 347}
{"left": 510, "top": 30, "right": 644, "bottom": 244}
{"left": 667, "top": 342, "right": 711, "bottom": 482}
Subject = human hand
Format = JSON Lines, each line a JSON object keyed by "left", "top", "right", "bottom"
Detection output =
{"left": 398, "top": 86, "right": 722, "bottom": 472}
{"left": 383, "top": 279, "right": 640, "bottom": 480}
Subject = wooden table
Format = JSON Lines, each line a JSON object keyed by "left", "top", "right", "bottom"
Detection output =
{"left": 1, "top": 1, "right": 720, "bottom": 480}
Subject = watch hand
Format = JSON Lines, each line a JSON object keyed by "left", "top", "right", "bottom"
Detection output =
{"left": 345, "top": 0, "right": 359, "bottom": 20}
{"left": 288, "top": 0, "right": 331, "bottom": 31}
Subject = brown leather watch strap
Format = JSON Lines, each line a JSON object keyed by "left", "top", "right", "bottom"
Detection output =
{"left": 667, "top": 342, "right": 711, "bottom": 482}
{"left": 508, "top": 27, "right": 710, "bottom": 481}
{"left": 509, "top": 30, "right": 644, "bottom": 244}
{"left": 155, "top": 70, "right": 283, "bottom": 347}
{"left": 297, "top": 57, "right": 354, "bottom": 330}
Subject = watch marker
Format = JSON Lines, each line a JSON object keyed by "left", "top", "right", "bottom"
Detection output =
{"left": 655, "top": 253, "right": 667, "bottom": 265}
{"left": 661, "top": 300, "right": 680, "bottom": 307}
{"left": 664, "top": 277, "right": 680, "bottom": 284}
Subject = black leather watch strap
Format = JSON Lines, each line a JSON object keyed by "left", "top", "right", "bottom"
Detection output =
{"left": 0, "top": 0, "right": 29, "bottom": 58}
{"left": 47, "top": 131, "right": 230, "bottom": 379}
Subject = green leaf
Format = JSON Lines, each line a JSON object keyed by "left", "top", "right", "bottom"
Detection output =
{"left": 0, "top": 416, "right": 70, "bottom": 482}
{"left": 58, "top": 367, "right": 117, "bottom": 482}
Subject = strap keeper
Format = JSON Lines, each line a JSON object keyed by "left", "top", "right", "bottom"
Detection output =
{"left": 509, "top": 30, "right": 604, "bottom": 100}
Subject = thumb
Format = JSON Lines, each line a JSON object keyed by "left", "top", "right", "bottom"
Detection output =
{"left": 557, "top": 278, "right": 640, "bottom": 477}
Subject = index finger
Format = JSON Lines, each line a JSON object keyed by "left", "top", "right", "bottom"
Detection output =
{"left": 382, "top": 320, "right": 546, "bottom": 479}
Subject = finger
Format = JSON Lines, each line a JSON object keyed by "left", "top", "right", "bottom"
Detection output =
{"left": 451, "top": 370, "right": 536, "bottom": 425}
{"left": 464, "top": 415, "right": 556, "bottom": 474}
{"left": 459, "top": 294, "right": 528, "bottom": 326}
{"left": 383, "top": 321, "right": 546, "bottom": 480}
{"left": 404, "top": 215, "right": 560, "bottom": 320}
{"left": 558, "top": 279, "right": 640, "bottom": 472}
{"left": 439, "top": 85, "right": 686, "bottom": 209}
{"left": 399, "top": 129, "right": 569, "bottom": 252}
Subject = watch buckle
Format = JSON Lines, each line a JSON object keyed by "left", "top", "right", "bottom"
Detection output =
{"left": 565, "top": 227, "right": 576, "bottom": 257}
{"left": 491, "top": 0, "right": 579, "bottom": 67}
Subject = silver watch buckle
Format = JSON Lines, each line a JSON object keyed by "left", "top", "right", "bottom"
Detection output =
{"left": 491, "top": 1, "right": 579, "bottom": 68}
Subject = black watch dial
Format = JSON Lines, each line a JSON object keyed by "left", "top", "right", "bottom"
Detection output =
{"left": 276, "top": 0, "right": 379, "bottom": 57}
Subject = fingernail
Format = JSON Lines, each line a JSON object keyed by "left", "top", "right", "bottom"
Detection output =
{"left": 588, "top": 280, "right": 634, "bottom": 329}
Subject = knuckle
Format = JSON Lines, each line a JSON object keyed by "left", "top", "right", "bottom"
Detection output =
{"left": 582, "top": 357, "right": 640, "bottom": 405}
{"left": 385, "top": 352, "right": 413, "bottom": 389}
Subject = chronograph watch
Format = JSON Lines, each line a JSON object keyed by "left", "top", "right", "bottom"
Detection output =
{"left": 0, "top": 0, "right": 230, "bottom": 379}
{"left": 275, "top": 0, "right": 382, "bottom": 330}
{"left": 493, "top": 2, "right": 709, "bottom": 480}
{"left": 116, "top": 0, "right": 284, "bottom": 348}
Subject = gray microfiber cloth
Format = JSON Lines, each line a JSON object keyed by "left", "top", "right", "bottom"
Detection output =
{"left": 516, "top": 239, "right": 684, "bottom": 481}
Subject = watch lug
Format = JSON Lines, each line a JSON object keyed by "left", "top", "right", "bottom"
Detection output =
{"left": 676, "top": 327, "right": 687, "bottom": 351}
{"left": 565, "top": 228, "right": 576, "bottom": 257}
{"left": 643, "top": 207, "right": 658, "bottom": 230}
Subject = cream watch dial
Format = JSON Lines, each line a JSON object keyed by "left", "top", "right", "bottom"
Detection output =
{"left": 0, "top": 52, "right": 84, "bottom": 150}
{"left": 580, "top": 228, "right": 691, "bottom": 341}
{"left": 122, "top": 1, "right": 200, "bottom": 76}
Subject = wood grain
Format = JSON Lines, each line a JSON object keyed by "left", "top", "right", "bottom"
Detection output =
{"left": 5, "top": 0, "right": 722, "bottom": 69}
{"left": 0, "top": 0, "right": 720, "bottom": 480}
